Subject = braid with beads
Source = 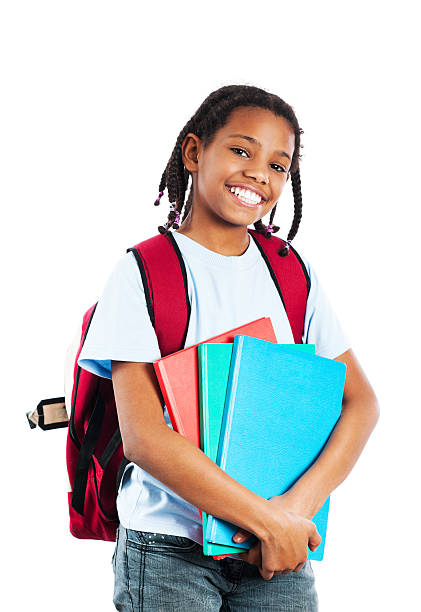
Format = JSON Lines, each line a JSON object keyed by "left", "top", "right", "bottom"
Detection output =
{"left": 154, "top": 84, "right": 304, "bottom": 256}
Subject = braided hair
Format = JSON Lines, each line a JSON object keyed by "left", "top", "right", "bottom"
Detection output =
{"left": 154, "top": 84, "right": 304, "bottom": 257}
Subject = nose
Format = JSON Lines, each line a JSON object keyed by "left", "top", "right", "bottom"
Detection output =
{"left": 243, "top": 165, "right": 269, "bottom": 184}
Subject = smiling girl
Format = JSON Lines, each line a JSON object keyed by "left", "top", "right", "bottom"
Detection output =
{"left": 78, "top": 84, "right": 379, "bottom": 611}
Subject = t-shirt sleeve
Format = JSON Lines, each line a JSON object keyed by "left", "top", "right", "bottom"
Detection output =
{"left": 77, "top": 251, "right": 161, "bottom": 379}
{"left": 301, "top": 255, "right": 352, "bottom": 359}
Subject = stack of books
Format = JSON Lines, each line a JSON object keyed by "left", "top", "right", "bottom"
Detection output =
{"left": 153, "top": 317, "right": 346, "bottom": 561}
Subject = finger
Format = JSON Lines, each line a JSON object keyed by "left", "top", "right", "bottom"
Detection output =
{"left": 238, "top": 550, "right": 258, "bottom": 565}
{"left": 269, "top": 568, "right": 294, "bottom": 576}
{"left": 246, "top": 549, "right": 260, "bottom": 566}
{"left": 259, "top": 567, "right": 274, "bottom": 581}
{"left": 309, "top": 527, "right": 322, "bottom": 549}
{"left": 243, "top": 541, "right": 260, "bottom": 563}
{"left": 309, "top": 541, "right": 320, "bottom": 552}
{"left": 294, "top": 562, "right": 306, "bottom": 573}
{"left": 233, "top": 529, "right": 252, "bottom": 543}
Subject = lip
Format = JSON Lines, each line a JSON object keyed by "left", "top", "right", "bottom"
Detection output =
{"left": 225, "top": 185, "right": 262, "bottom": 208}
{"left": 226, "top": 183, "right": 268, "bottom": 202}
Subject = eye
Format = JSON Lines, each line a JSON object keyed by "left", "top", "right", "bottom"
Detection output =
{"left": 270, "top": 163, "right": 287, "bottom": 173}
{"left": 231, "top": 147, "right": 248, "bottom": 157}
{"left": 230, "top": 148, "right": 287, "bottom": 173}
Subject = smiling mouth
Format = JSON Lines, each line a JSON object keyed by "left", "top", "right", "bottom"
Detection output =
{"left": 225, "top": 186, "right": 263, "bottom": 208}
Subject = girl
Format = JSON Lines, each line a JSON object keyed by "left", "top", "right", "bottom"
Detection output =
{"left": 78, "top": 84, "right": 379, "bottom": 611}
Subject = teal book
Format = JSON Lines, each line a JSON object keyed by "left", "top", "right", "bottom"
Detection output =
{"left": 205, "top": 335, "right": 346, "bottom": 561}
{"left": 197, "top": 342, "right": 315, "bottom": 557}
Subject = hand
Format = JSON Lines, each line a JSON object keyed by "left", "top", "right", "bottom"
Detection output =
{"left": 233, "top": 490, "right": 320, "bottom": 579}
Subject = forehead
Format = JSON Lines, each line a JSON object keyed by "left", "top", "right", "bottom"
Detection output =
{"left": 217, "top": 106, "right": 295, "bottom": 151}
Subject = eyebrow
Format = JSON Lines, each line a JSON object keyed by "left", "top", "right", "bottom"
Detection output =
{"left": 227, "top": 133, "right": 292, "bottom": 162}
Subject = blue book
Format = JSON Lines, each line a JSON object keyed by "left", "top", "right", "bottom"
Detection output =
{"left": 205, "top": 335, "right": 346, "bottom": 561}
{"left": 198, "top": 342, "right": 315, "bottom": 557}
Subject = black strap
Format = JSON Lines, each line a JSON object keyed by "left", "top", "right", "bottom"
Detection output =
{"left": 116, "top": 457, "right": 130, "bottom": 494}
{"left": 289, "top": 244, "right": 311, "bottom": 298}
{"left": 98, "top": 428, "right": 122, "bottom": 469}
{"left": 71, "top": 389, "right": 106, "bottom": 515}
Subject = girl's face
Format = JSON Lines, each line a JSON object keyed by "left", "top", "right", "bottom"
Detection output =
{"left": 182, "top": 106, "right": 295, "bottom": 230}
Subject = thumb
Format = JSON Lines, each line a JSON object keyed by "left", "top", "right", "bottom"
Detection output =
{"left": 233, "top": 529, "right": 251, "bottom": 542}
{"left": 308, "top": 527, "right": 322, "bottom": 550}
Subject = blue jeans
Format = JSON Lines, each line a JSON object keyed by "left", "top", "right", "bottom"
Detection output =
{"left": 112, "top": 525, "right": 319, "bottom": 611}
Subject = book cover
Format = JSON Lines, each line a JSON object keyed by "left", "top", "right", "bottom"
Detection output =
{"left": 153, "top": 318, "right": 277, "bottom": 560}
{"left": 205, "top": 335, "right": 346, "bottom": 561}
{"left": 153, "top": 318, "right": 277, "bottom": 448}
{"left": 198, "top": 342, "right": 315, "bottom": 557}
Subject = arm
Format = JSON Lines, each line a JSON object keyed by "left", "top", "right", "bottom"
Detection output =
{"left": 262, "top": 348, "right": 380, "bottom": 520}
{"left": 285, "top": 348, "right": 380, "bottom": 518}
{"left": 112, "top": 359, "right": 321, "bottom": 578}
{"left": 234, "top": 347, "right": 380, "bottom": 548}
{"left": 111, "top": 360, "right": 277, "bottom": 539}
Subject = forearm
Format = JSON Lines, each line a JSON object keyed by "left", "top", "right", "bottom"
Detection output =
{"left": 287, "top": 393, "right": 380, "bottom": 518}
{"left": 128, "top": 424, "right": 274, "bottom": 540}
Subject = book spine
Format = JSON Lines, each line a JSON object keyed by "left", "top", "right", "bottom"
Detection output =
{"left": 198, "top": 345, "right": 238, "bottom": 562}
{"left": 216, "top": 335, "right": 243, "bottom": 468}
{"left": 152, "top": 362, "right": 186, "bottom": 437}
{"left": 208, "top": 335, "right": 244, "bottom": 543}
{"left": 197, "top": 345, "right": 208, "bottom": 453}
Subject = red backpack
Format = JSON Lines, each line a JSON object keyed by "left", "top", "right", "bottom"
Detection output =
{"left": 30, "top": 229, "right": 310, "bottom": 542}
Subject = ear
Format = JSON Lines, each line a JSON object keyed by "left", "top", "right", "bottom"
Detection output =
{"left": 182, "top": 133, "right": 201, "bottom": 173}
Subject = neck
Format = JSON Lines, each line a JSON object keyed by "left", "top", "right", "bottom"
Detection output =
{"left": 174, "top": 198, "right": 253, "bottom": 256}
{"left": 175, "top": 223, "right": 251, "bottom": 257}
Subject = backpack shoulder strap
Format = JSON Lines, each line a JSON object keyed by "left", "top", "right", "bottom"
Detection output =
{"left": 128, "top": 230, "right": 310, "bottom": 352}
{"left": 248, "top": 229, "right": 310, "bottom": 344}
{"left": 127, "top": 233, "right": 191, "bottom": 357}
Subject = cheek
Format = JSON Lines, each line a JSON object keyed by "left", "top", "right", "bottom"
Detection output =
{"left": 198, "top": 167, "right": 230, "bottom": 200}
{"left": 197, "top": 157, "right": 224, "bottom": 190}
{"left": 272, "top": 176, "right": 288, "bottom": 198}
{"left": 208, "top": 150, "right": 239, "bottom": 181}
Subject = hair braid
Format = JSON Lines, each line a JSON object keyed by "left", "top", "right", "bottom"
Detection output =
{"left": 157, "top": 125, "right": 192, "bottom": 234}
{"left": 284, "top": 169, "right": 303, "bottom": 248}
{"left": 153, "top": 85, "right": 304, "bottom": 254}
{"left": 259, "top": 168, "right": 303, "bottom": 257}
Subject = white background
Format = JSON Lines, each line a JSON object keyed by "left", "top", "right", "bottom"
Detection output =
{"left": 2, "top": 1, "right": 419, "bottom": 610}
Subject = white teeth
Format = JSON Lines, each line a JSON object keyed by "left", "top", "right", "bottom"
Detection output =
{"left": 229, "top": 186, "right": 262, "bottom": 204}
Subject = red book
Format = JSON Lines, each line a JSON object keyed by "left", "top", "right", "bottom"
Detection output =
{"left": 153, "top": 317, "right": 277, "bottom": 446}
{"left": 153, "top": 317, "right": 277, "bottom": 560}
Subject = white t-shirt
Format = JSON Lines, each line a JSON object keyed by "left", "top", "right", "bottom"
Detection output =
{"left": 77, "top": 231, "right": 351, "bottom": 558}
